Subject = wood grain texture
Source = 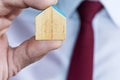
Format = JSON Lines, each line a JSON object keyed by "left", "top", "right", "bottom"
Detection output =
{"left": 35, "top": 6, "right": 66, "bottom": 40}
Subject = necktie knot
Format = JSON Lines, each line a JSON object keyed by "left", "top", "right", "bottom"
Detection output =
{"left": 78, "top": 1, "right": 103, "bottom": 22}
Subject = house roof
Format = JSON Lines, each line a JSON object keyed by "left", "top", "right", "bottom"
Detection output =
{"left": 51, "top": 5, "right": 66, "bottom": 18}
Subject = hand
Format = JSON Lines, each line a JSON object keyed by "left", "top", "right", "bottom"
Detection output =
{"left": 0, "top": 0, "right": 62, "bottom": 80}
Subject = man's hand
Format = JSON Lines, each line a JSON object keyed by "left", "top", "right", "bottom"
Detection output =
{"left": 0, "top": 0, "right": 62, "bottom": 80}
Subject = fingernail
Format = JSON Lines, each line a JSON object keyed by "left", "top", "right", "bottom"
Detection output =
{"left": 51, "top": 0, "right": 58, "bottom": 5}
{"left": 54, "top": 0, "right": 58, "bottom": 4}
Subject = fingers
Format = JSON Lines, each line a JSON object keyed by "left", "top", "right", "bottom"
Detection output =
{"left": 3, "top": 0, "right": 58, "bottom": 9}
{"left": 1, "top": 0, "right": 58, "bottom": 16}
{"left": 12, "top": 36, "right": 62, "bottom": 70}
{"left": 23, "top": 0, "right": 58, "bottom": 9}
{"left": 0, "top": 0, "right": 58, "bottom": 35}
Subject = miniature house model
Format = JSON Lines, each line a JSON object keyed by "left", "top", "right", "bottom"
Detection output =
{"left": 35, "top": 6, "right": 66, "bottom": 40}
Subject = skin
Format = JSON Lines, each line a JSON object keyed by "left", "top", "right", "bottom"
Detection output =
{"left": 0, "top": 0, "right": 62, "bottom": 80}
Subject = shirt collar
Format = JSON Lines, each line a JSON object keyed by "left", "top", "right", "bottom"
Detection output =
{"left": 100, "top": 0, "right": 120, "bottom": 27}
{"left": 57, "top": 0, "right": 120, "bottom": 27}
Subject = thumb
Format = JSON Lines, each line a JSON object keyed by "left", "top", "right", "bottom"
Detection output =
{"left": 3, "top": 0, "right": 58, "bottom": 9}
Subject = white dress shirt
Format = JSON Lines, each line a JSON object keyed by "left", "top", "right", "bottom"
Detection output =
{"left": 7, "top": 0, "right": 120, "bottom": 80}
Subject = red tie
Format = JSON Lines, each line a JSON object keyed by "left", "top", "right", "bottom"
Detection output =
{"left": 67, "top": 1, "right": 103, "bottom": 80}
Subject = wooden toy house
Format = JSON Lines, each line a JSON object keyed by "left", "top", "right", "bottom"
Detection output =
{"left": 35, "top": 6, "right": 66, "bottom": 40}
